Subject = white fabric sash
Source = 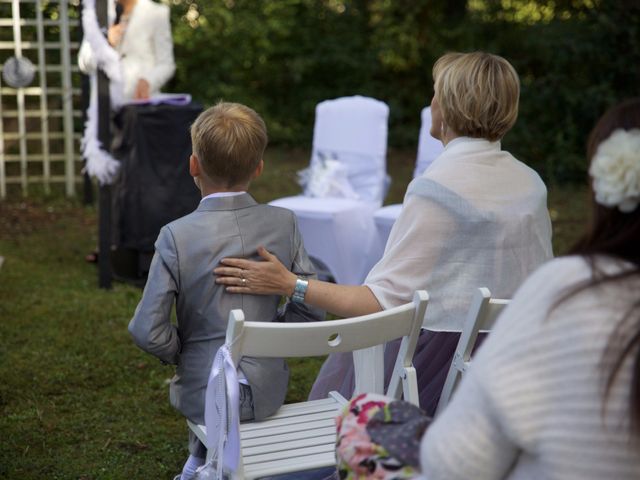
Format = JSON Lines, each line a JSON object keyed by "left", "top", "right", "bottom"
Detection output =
{"left": 304, "top": 149, "right": 387, "bottom": 204}
{"left": 204, "top": 344, "right": 241, "bottom": 477}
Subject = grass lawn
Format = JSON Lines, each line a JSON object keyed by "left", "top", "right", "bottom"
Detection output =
{"left": 0, "top": 148, "right": 588, "bottom": 479}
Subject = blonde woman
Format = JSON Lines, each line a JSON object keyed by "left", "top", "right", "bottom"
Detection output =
{"left": 215, "top": 52, "right": 553, "bottom": 415}
{"left": 420, "top": 98, "right": 640, "bottom": 480}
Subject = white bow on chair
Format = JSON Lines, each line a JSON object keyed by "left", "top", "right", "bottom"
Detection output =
{"left": 199, "top": 344, "right": 241, "bottom": 479}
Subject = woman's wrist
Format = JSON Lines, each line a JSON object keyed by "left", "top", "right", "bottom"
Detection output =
{"left": 284, "top": 271, "right": 298, "bottom": 297}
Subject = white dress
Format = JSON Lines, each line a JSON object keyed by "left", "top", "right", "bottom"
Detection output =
{"left": 421, "top": 256, "right": 640, "bottom": 479}
{"left": 78, "top": 0, "right": 175, "bottom": 100}
{"left": 309, "top": 137, "right": 553, "bottom": 413}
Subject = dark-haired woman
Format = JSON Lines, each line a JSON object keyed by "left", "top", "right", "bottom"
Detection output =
{"left": 420, "top": 98, "right": 640, "bottom": 479}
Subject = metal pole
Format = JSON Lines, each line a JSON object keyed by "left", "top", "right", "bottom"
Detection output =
{"left": 97, "top": 0, "right": 112, "bottom": 289}
{"left": 59, "top": 0, "right": 76, "bottom": 197}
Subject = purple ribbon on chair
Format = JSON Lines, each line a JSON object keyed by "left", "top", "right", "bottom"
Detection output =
{"left": 204, "top": 344, "right": 241, "bottom": 477}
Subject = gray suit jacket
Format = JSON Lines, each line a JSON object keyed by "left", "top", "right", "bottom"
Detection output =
{"left": 128, "top": 194, "right": 324, "bottom": 423}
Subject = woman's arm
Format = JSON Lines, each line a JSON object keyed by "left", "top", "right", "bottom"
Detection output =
{"left": 128, "top": 227, "right": 181, "bottom": 364}
{"left": 214, "top": 246, "right": 383, "bottom": 318}
{"left": 421, "top": 372, "right": 519, "bottom": 480}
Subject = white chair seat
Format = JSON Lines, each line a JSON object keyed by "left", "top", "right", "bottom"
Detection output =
{"left": 188, "top": 394, "right": 348, "bottom": 479}
{"left": 270, "top": 195, "right": 383, "bottom": 285}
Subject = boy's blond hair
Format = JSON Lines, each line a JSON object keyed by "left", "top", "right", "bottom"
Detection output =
{"left": 433, "top": 52, "right": 520, "bottom": 141}
{"left": 190, "top": 102, "right": 268, "bottom": 187}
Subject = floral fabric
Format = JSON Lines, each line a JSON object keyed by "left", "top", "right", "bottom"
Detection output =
{"left": 336, "top": 393, "right": 429, "bottom": 479}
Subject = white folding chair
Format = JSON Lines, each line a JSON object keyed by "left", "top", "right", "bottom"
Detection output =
{"left": 269, "top": 96, "right": 389, "bottom": 285}
{"left": 374, "top": 106, "right": 444, "bottom": 248}
{"left": 188, "top": 290, "right": 428, "bottom": 479}
{"left": 435, "top": 288, "right": 509, "bottom": 415}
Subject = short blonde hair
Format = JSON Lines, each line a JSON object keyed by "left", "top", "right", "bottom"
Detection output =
{"left": 190, "top": 102, "right": 268, "bottom": 187}
{"left": 433, "top": 52, "right": 520, "bottom": 141}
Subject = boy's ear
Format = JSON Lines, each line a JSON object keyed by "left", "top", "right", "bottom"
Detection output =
{"left": 251, "top": 159, "right": 264, "bottom": 180}
{"left": 189, "top": 154, "right": 200, "bottom": 177}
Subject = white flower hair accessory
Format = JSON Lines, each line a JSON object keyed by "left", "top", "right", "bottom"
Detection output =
{"left": 589, "top": 128, "right": 640, "bottom": 213}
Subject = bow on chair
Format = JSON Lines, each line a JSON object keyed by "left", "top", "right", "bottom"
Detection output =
{"left": 204, "top": 344, "right": 241, "bottom": 478}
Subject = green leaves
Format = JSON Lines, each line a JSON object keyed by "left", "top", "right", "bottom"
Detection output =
{"left": 165, "top": 1, "right": 639, "bottom": 183}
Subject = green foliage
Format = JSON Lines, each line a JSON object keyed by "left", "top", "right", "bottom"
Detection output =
{"left": 475, "top": 1, "right": 640, "bottom": 182}
{"left": 166, "top": 0, "right": 639, "bottom": 183}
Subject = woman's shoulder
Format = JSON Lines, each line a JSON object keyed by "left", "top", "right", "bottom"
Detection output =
{"left": 502, "top": 257, "right": 593, "bottom": 307}
{"left": 525, "top": 256, "right": 591, "bottom": 284}
{"left": 497, "top": 255, "right": 636, "bottom": 332}
{"left": 525, "top": 255, "right": 636, "bottom": 288}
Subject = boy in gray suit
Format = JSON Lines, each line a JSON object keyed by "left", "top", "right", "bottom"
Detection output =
{"left": 128, "top": 102, "right": 323, "bottom": 480}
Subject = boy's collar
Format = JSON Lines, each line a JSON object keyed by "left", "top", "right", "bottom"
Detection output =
{"left": 200, "top": 191, "right": 246, "bottom": 203}
{"left": 196, "top": 192, "right": 257, "bottom": 212}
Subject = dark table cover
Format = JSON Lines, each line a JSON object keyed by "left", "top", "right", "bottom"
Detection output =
{"left": 110, "top": 102, "right": 202, "bottom": 280}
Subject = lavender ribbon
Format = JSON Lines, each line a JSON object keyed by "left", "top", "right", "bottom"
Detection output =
{"left": 204, "top": 344, "right": 241, "bottom": 477}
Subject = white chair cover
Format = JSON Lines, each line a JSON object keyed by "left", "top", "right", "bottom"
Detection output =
{"left": 374, "top": 106, "right": 444, "bottom": 249}
{"left": 270, "top": 96, "right": 389, "bottom": 285}
{"left": 413, "top": 106, "right": 444, "bottom": 177}
{"left": 308, "top": 96, "right": 389, "bottom": 204}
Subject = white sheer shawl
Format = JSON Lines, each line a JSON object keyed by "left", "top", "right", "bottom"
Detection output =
{"left": 365, "top": 137, "right": 553, "bottom": 330}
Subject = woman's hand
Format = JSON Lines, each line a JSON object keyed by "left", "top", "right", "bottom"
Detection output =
{"left": 107, "top": 23, "right": 124, "bottom": 47}
{"left": 134, "top": 78, "right": 151, "bottom": 100}
{"left": 214, "top": 246, "right": 297, "bottom": 296}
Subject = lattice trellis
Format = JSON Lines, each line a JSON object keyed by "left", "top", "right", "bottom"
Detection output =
{"left": 0, "top": 0, "right": 83, "bottom": 198}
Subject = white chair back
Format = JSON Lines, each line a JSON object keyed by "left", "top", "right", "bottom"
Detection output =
{"left": 228, "top": 290, "right": 427, "bottom": 402}
{"left": 436, "top": 288, "right": 509, "bottom": 415}
{"left": 413, "top": 106, "right": 445, "bottom": 178}
{"left": 307, "top": 95, "right": 389, "bottom": 204}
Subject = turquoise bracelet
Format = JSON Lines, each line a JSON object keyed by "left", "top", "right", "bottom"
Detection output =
{"left": 291, "top": 278, "right": 309, "bottom": 303}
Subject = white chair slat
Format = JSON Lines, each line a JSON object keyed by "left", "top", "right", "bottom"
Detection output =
{"left": 244, "top": 452, "right": 336, "bottom": 479}
{"left": 244, "top": 443, "right": 336, "bottom": 466}
{"left": 242, "top": 432, "right": 337, "bottom": 456}
{"left": 241, "top": 418, "right": 335, "bottom": 439}
{"left": 240, "top": 410, "right": 337, "bottom": 431}
{"left": 241, "top": 426, "right": 336, "bottom": 448}
{"left": 260, "top": 398, "right": 340, "bottom": 418}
